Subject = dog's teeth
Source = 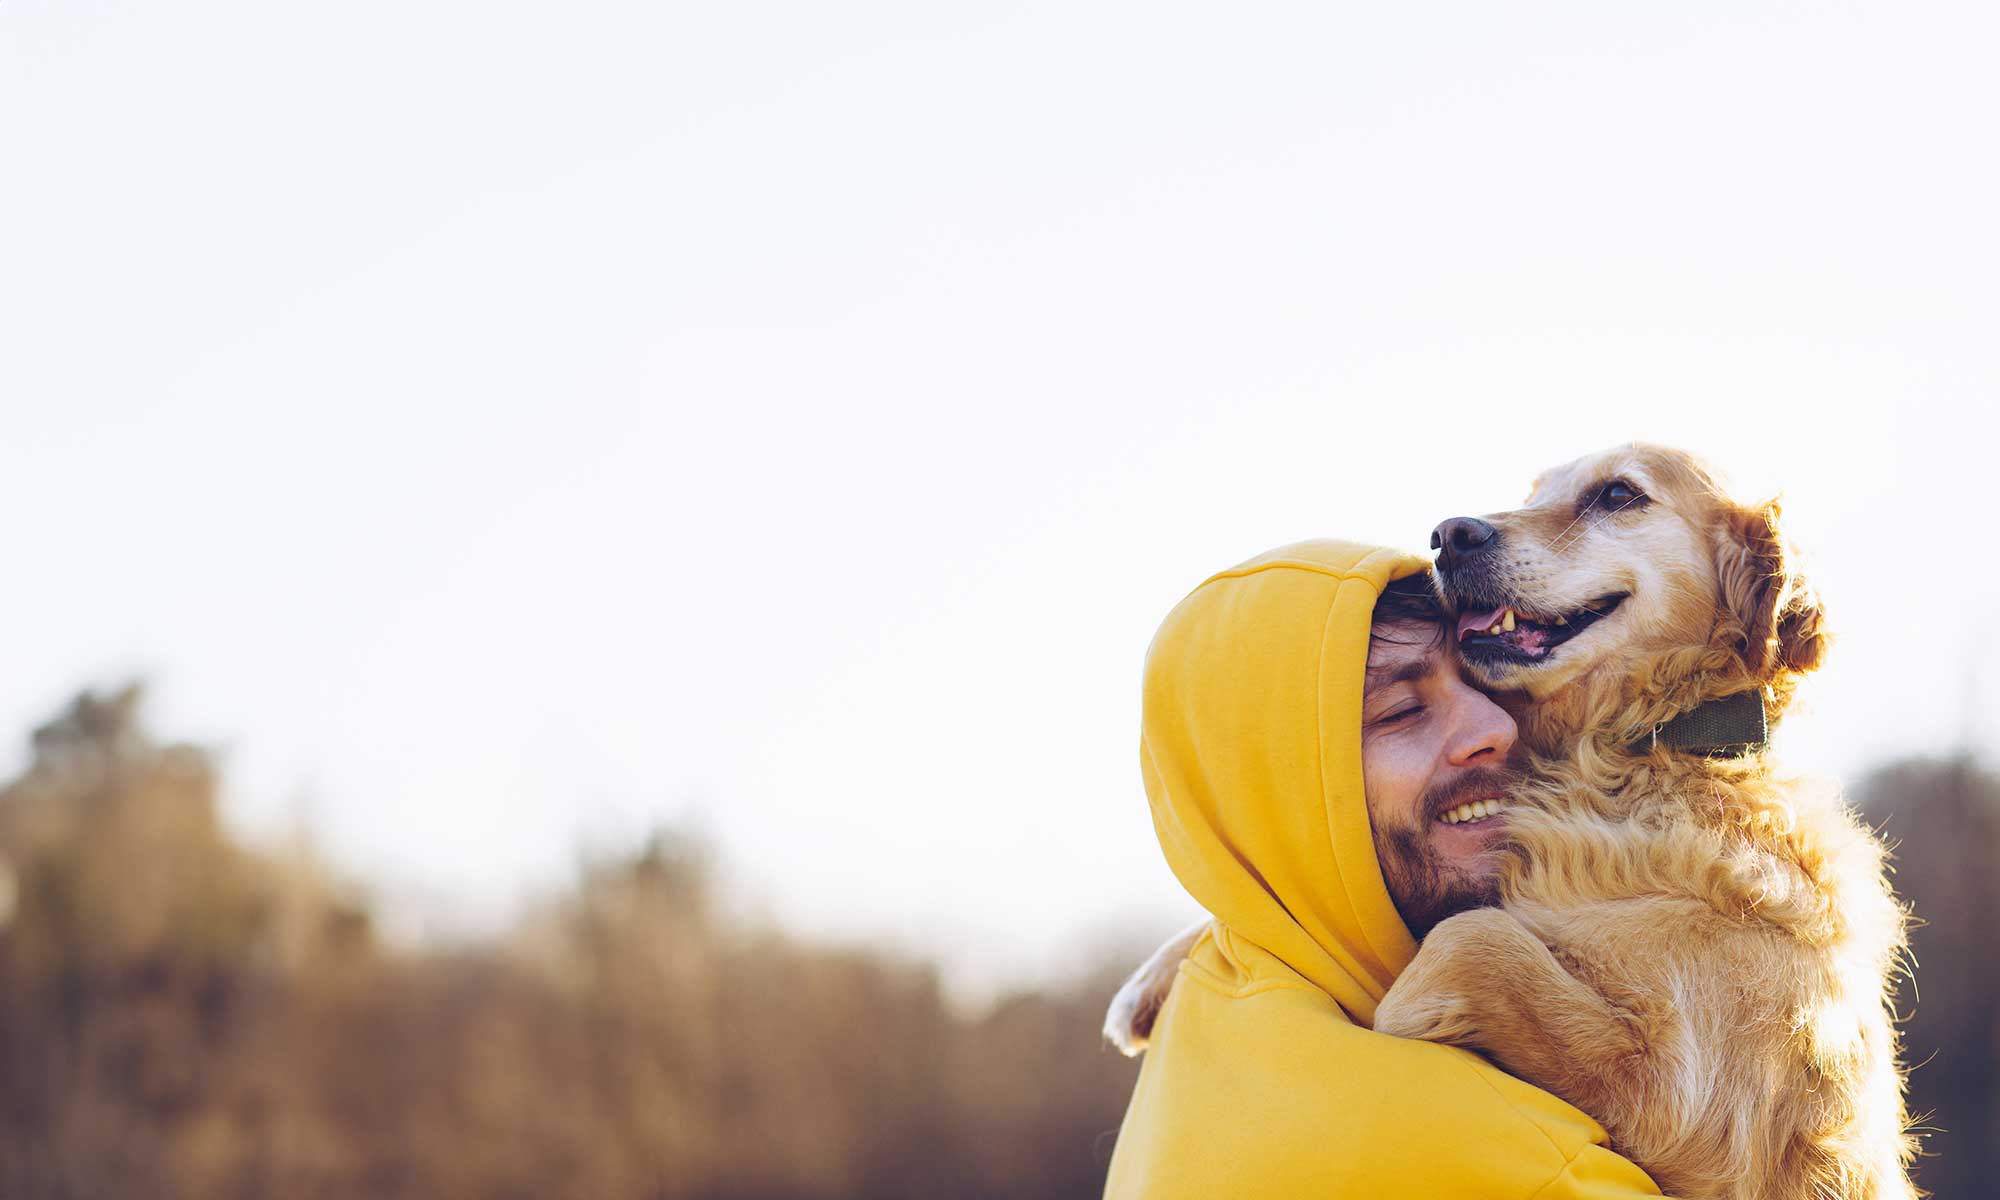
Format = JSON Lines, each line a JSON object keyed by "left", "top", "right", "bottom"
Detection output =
{"left": 1501, "top": 609, "right": 1516, "bottom": 632}
{"left": 1555, "top": 615, "right": 1568, "bottom": 626}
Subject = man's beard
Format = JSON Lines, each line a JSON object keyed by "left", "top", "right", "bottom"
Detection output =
{"left": 1372, "top": 767, "right": 1519, "bottom": 939}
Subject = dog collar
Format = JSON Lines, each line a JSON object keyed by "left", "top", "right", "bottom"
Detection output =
{"left": 1642, "top": 690, "right": 1769, "bottom": 759}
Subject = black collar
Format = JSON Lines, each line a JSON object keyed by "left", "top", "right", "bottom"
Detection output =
{"left": 1641, "top": 690, "right": 1769, "bottom": 759}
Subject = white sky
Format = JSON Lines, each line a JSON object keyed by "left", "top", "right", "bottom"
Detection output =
{"left": 3, "top": 2, "right": 1995, "bottom": 996}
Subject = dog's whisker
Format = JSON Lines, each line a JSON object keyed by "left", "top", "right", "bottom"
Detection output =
{"left": 1542, "top": 498, "right": 1597, "bottom": 555}
{"left": 1550, "top": 492, "right": 1646, "bottom": 554}
{"left": 1552, "top": 500, "right": 1638, "bottom": 553}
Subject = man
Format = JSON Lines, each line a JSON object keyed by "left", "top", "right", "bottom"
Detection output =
{"left": 1101, "top": 540, "right": 1660, "bottom": 1199}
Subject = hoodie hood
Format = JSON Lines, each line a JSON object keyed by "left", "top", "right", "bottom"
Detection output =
{"left": 1142, "top": 539, "right": 1432, "bottom": 1026}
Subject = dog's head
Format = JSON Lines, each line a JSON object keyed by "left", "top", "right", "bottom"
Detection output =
{"left": 1430, "top": 444, "right": 1827, "bottom": 711}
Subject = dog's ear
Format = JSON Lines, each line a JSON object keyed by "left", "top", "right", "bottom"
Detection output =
{"left": 1714, "top": 500, "right": 1828, "bottom": 677}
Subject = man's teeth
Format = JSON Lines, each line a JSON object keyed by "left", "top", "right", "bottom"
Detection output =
{"left": 1440, "top": 799, "right": 1506, "bottom": 825}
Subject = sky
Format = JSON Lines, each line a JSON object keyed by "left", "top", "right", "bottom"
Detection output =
{"left": 2, "top": 2, "right": 1995, "bottom": 997}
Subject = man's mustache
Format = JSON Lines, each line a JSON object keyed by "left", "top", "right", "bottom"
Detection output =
{"left": 1420, "top": 767, "right": 1523, "bottom": 825}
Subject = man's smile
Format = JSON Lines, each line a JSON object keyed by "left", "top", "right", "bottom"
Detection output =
{"left": 1437, "top": 797, "right": 1506, "bottom": 825}
{"left": 1429, "top": 806, "right": 1507, "bottom": 857}
{"left": 1421, "top": 777, "right": 1514, "bottom": 868}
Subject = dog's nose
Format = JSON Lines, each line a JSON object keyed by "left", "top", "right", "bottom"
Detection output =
{"left": 1431, "top": 517, "right": 1498, "bottom": 568}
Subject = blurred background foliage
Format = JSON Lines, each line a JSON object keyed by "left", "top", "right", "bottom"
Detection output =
{"left": 0, "top": 687, "right": 1141, "bottom": 1199}
{"left": 0, "top": 687, "right": 1991, "bottom": 1198}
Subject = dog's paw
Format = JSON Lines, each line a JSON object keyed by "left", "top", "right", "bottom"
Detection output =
{"left": 1103, "top": 921, "right": 1209, "bottom": 1055}
{"left": 1373, "top": 982, "right": 1475, "bottom": 1044}
{"left": 1374, "top": 910, "right": 1510, "bottom": 1044}
{"left": 1102, "top": 958, "right": 1174, "bottom": 1056}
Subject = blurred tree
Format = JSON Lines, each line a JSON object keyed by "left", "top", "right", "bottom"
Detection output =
{"left": 5, "top": 688, "right": 1991, "bottom": 1197}
{"left": 1853, "top": 756, "right": 2000, "bottom": 1200}
{"left": 0, "top": 685, "right": 350, "bottom": 1197}
{"left": 0, "top": 687, "right": 1147, "bottom": 1199}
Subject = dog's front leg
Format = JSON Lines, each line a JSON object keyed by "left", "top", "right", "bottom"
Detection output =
{"left": 1103, "top": 919, "right": 1209, "bottom": 1055}
{"left": 1373, "top": 907, "right": 1643, "bottom": 1123}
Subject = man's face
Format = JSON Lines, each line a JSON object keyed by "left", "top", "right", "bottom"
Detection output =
{"left": 1360, "top": 618, "right": 1521, "bottom": 938}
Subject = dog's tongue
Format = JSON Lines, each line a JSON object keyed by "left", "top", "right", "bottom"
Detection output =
{"left": 1456, "top": 607, "right": 1505, "bottom": 641}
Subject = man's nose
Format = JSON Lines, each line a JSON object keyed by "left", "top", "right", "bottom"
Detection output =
{"left": 1430, "top": 517, "right": 1498, "bottom": 569}
{"left": 1448, "top": 684, "right": 1519, "bottom": 766}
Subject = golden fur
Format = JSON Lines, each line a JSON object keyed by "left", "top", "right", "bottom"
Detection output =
{"left": 1109, "top": 445, "right": 1914, "bottom": 1200}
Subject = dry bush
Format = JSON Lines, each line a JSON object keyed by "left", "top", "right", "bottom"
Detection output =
{"left": 0, "top": 687, "right": 1141, "bottom": 1200}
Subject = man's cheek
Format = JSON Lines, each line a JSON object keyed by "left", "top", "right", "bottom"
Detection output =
{"left": 1360, "top": 743, "right": 1428, "bottom": 830}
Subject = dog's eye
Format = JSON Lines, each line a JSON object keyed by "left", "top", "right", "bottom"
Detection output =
{"left": 1595, "top": 480, "right": 1645, "bottom": 509}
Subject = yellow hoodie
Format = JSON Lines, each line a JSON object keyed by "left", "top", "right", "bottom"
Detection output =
{"left": 1102, "top": 541, "right": 1661, "bottom": 1199}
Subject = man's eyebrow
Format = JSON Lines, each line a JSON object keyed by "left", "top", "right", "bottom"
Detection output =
{"left": 1364, "top": 658, "right": 1434, "bottom": 688}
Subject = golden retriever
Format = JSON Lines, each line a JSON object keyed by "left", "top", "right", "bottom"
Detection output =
{"left": 1106, "top": 444, "right": 1914, "bottom": 1200}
